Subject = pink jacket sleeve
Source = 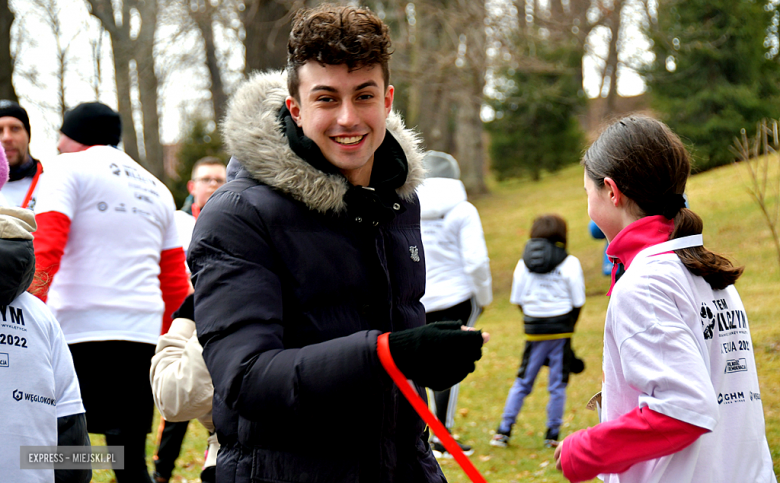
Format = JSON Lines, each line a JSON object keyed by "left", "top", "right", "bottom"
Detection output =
{"left": 561, "top": 406, "right": 709, "bottom": 482}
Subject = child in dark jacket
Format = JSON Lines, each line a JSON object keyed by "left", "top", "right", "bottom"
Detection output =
{"left": 490, "top": 214, "right": 586, "bottom": 449}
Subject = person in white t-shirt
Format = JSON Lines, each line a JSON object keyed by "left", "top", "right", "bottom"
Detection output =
{"left": 0, "top": 100, "right": 43, "bottom": 210}
{"left": 0, "top": 148, "right": 89, "bottom": 483}
{"left": 490, "top": 214, "right": 585, "bottom": 450}
{"left": 30, "top": 102, "right": 190, "bottom": 483}
{"left": 555, "top": 115, "right": 776, "bottom": 483}
{"left": 417, "top": 150, "right": 492, "bottom": 458}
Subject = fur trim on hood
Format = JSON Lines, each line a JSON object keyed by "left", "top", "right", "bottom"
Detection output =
{"left": 221, "top": 70, "right": 425, "bottom": 214}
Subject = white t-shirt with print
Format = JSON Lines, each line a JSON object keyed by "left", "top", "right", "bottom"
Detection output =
{"left": 34, "top": 146, "right": 181, "bottom": 345}
{"left": 509, "top": 255, "right": 585, "bottom": 317}
{"left": 0, "top": 292, "right": 84, "bottom": 483}
{"left": 601, "top": 237, "right": 775, "bottom": 483}
{"left": 1, "top": 176, "right": 39, "bottom": 210}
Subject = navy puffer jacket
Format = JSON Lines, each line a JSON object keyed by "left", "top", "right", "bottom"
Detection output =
{"left": 188, "top": 71, "right": 444, "bottom": 483}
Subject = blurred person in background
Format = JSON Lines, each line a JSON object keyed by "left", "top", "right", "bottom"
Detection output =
{"left": 31, "top": 102, "right": 189, "bottom": 483}
{"left": 151, "top": 295, "right": 218, "bottom": 483}
{"left": 0, "top": 100, "right": 42, "bottom": 209}
{"left": 416, "top": 150, "right": 493, "bottom": 458}
{"left": 491, "top": 214, "right": 585, "bottom": 449}
{"left": 152, "top": 156, "right": 225, "bottom": 483}
{"left": 172, "top": 156, "right": 226, "bottom": 259}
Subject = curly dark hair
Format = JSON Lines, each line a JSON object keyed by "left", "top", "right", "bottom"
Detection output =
{"left": 287, "top": 4, "right": 392, "bottom": 100}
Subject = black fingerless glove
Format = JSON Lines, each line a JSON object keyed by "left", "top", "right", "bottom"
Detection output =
{"left": 387, "top": 321, "right": 484, "bottom": 391}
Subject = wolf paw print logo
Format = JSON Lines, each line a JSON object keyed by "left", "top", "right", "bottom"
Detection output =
{"left": 700, "top": 303, "right": 715, "bottom": 340}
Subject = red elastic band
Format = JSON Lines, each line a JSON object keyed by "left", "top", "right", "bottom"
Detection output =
{"left": 376, "top": 333, "right": 487, "bottom": 483}
{"left": 21, "top": 161, "right": 43, "bottom": 209}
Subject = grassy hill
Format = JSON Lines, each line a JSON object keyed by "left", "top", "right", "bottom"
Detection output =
{"left": 87, "top": 160, "right": 780, "bottom": 482}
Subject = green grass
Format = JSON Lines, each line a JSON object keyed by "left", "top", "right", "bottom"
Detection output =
{"left": 89, "top": 161, "right": 780, "bottom": 482}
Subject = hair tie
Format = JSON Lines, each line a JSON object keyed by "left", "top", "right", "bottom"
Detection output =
{"left": 661, "top": 193, "right": 686, "bottom": 219}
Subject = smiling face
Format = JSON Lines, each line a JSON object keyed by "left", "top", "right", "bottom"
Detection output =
{"left": 0, "top": 116, "right": 30, "bottom": 167}
{"left": 286, "top": 62, "right": 394, "bottom": 186}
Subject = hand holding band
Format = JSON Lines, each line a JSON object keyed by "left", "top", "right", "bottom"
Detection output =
{"left": 387, "top": 321, "right": 485, "bottom": 391}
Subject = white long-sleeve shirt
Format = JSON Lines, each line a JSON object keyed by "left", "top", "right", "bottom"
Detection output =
{"left": 417, "top": 177, "right": 492, "bottom": 312}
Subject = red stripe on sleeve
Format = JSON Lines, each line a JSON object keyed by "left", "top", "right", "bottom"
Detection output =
{"left": 30, "top": 211, "right": 71, "bottom": 302}
{"left": 561, "top": 406, "right": 709, "bottom": 482}
{"left": 159, "top": 247, "right": 190, "bottom": 334}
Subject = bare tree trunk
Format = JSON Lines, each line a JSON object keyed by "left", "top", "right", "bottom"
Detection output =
{"left": 550, "top": 0, "right": 564, "bottom": 25}
{"left": 602, "top": 0, "right": 623, "bottom": 118}
{"left": 30, "top": 0, "right": 71, "bottom": 117}
{"left": 401, "top": 0, "right": 456, "bottom": 153}
{"left": 418, "top": 78, "right": 449, "bottom": 152}
{"left": 407, "top": 1, "right": 444, "bottom": 152}
{"left": 86, "top": 0, "right": 141, "bottom": 161}
{"left": 0, "top": 0, "right": 18, "bottom": 102}
{"left": 89, "top": 24, "right": 104, "bottom": 99}
{"left": 554, "top": 0, "right": 608, "bottom": 96}
{"left": 113, "top": 46, "right": 140, "bottom": 161}
{"left": 57, "top": 48, "right": 66, "bottom": 119}
{"left": 242, "top": 0, "right": 294, "bottom": 74}
{"left": 193, "top": 5, "right": 228, "bottom": 121}
{"left": 46, "top": 0, "right": 68, "bottom": 118}
{"left": 135, "top": 0, "right": 165, "bottom": 182}
{"left": 454, "top": 86, "right": 487, "bottom": 195}
{"left": 453, "top": 0, "right": 488, "bottom": 196}
{"left": 414, "top": 10, "right": 450, "bottom": 152}
{"left": 405, "top": 12, "right": 422, "bottom": 128}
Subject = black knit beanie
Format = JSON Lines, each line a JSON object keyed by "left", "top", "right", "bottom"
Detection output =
{"left": 60, "top": 102, "right": 122, "bottom": 147}
{"left": 0, "top": 100, "right": 31, "bottom": 139}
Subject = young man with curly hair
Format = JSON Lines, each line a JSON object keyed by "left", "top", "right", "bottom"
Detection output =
{"left": 187, "top": 4, "right": 487, "bottom": 483}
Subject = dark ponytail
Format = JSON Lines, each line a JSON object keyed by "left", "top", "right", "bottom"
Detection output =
{"left": 583, "top": 115, "right": 744, "bottom": 289}
{"left": 671, "top": 208, "right": 743, "bottom": 290}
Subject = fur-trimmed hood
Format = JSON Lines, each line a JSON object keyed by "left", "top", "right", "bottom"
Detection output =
{"left": 221, "top": 70, "right": 425, "bottom": 214}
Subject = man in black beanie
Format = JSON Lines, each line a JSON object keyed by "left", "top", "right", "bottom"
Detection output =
{"left": 0, "top": 99, "right": 42, "bottom": 209}
{"left": 57, "top": 101, "right": 123, "bottom": 154}
{"left": 31, "top": 101, "right": 190, "bottom": 483}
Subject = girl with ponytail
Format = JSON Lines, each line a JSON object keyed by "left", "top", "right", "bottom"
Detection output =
{"left": 554, "top": 116, "right": 775, "bottom": 483}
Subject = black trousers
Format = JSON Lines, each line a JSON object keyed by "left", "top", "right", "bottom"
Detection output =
{"left": 154, "top": 420, "right": 190, "bottom": 479}
{"left": 69, "top": 340, "right": 156, "bottom": 483}
{"left": 425, "top": 297, "right": 481, "bottom": 431}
